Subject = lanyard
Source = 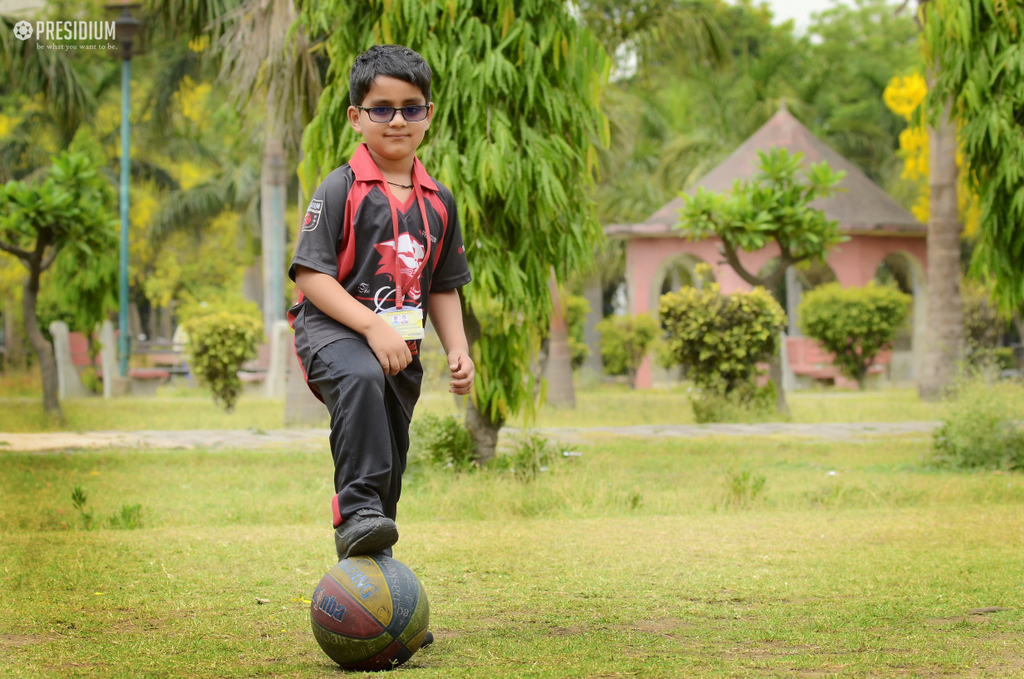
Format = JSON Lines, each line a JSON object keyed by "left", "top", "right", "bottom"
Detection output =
{"left": 384, "top": 179, "right": 432, "bottom": 310}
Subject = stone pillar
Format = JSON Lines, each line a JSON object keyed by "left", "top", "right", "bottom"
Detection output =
{"left": 284, "top": 341, "right": 327, "bottom": 426}
{"left": 264, "top": 320, "right": 291, "bottom": 399}
{"left": 99, "top": 321, "right": 118, "bottom": 399}
{"left": 98, "top": 323, "right": 129, "bottom": 399}
{"left": 49, "top": 321, "right": 88, "bottom": 399}
{"left": 581, "top": 275, "right": 604, "bottom": 382}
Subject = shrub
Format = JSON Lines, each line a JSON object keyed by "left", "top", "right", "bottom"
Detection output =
{"left": 798, "top": 281, "right": 911, "bottom": 389}
{"left": 410, "top": 413, "right": 476, "bottom": 472}
{"left": 929, "top": 378, "right": 1024, "bottom": 471}
{"left": 80, "top": 366, "right": 102, "bottom": 395}
{"left": 595, "top": 314, "right": 659, "bottom": 388}
{"left": 659, "top": 281, "right": 786, "bottom": 394}
{"left": 490, "top": 431, "right": 562, "bottom": 483}
{"left": 182, "top": 312, "right": 262, "bottom": 411}
{"left": 962, "top": 280, "right": 1006, "bottom": 367}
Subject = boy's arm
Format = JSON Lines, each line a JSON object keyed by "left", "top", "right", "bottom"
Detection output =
{"left": 294, "top": 265, "right": 412, "bottom": 376}
{"left": 427, "top": 289, "right": 474, "bottom": 395}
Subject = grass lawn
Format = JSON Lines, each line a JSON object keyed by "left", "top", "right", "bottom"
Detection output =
{"left": 2, "top": 433, "right": 1022, "bottom": 678}
{"left": 0, "top": 367, "right": 949, "bottom": 433}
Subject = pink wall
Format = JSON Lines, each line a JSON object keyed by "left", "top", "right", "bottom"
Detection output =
{"left": 624, "top": 234, "right": 927, "bottom": 388}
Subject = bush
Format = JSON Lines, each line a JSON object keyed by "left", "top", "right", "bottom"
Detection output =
{"left": 80, "top": 366, "right": 102, "bottom": 395}
{"left": 410, "top": 413, "right": 476, "bottom": 472}
{"left": 963, "top": 280, "right": 1006, "bottom": 367}
{"left": 490, "top": 431, "right": 563, "bottom": 483}
{"left": 798, "top": 281, "right": 911, "bottom": 389}
{"left": 929, "top": 378, "right": 1024, "bottom": 471}
{"left": 659, "top": 281, "right": 786, "bottom": 394}
{"left": 182, "top": 312, "right": 262, "bottom": 411}
{"left": 596, "top": 314, "right": 659, "bottom": 388}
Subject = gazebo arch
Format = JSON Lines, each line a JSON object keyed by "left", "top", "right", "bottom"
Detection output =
{"left": 605, "top": 102, "right": 929, "bottom": 388}
{"left": 648, "top": 252, "right": 714, "bottom": 312}
{"left": 874, "top": 251, "right": 928, "bottom": 380}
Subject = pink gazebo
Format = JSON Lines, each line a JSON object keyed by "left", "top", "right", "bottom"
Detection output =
{"left": 605, "top": 104, "right": 927, "bottom": 389}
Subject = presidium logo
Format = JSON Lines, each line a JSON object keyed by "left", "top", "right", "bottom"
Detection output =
{"left": 13, "top": 21, "right": 32, "bottom": 40}
{"left": 12, "top": 20, "right": 117, "bottom": 44}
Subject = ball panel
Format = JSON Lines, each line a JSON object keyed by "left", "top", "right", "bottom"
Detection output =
{"left": 310, "top": 577, "right": 385, "bottom": 639}
{"left": 332, "top": 556, "right": 394, "bottom": 628}
{"left": 311, "top": 620, "right": 393, "bottom": 667}
{"left": 395, "top": 582, "right": 429, "bottom": 649}
{"left": 377, "top": 556, "right": 422, "bottom": 637}
{"left": 345, "top": 640, "right": 413, "bottom": 672}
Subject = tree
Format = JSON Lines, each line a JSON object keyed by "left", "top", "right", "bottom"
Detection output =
{"left": 151, "top": 0, "right": 324, "bottom": 335}
{"left": 677, "top": 148, "right": 845, "bottom": 413}
{"left": 298, "top": 0, "right": 610, "bottom": 463}
{"left": 798, "top": 282, "right": 912, "bottom": 390}
{"left": 36, "top": 131, "right": 118, "bottom": 361}
{"left": 921, "top": 0, "right": 1024, "bottom": 313}
{"left": 885, "top": 0, "right": 968, "bottom": 400}
{"left": 0, "top": 152, "right": 118, "bottom": 416}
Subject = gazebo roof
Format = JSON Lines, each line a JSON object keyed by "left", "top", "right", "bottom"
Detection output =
{"left": 606, "top": 103, "right": 924, "bottom": 238}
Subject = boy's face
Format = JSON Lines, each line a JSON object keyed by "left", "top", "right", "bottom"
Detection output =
{"left": 347, "top": 76, "right": 433, "bottom": 167}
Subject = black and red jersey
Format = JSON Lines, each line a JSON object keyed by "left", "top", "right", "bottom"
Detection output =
{"left": 288, "top": 143, "right": 471, "bottom": 414}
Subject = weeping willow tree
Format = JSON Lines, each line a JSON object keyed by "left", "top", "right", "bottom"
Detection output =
{"left": 298, "top": 0, "right": 610, "bottom": 461}
{"left": 922, "top": 0, "right": 1024, "bottom": 312}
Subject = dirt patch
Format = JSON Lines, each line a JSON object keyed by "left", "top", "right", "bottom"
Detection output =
{"left": 0, "top": 634, "right": 46, "bottom": 648}
{"left": 925, "top": 615, "right": 992, "bottom": 627}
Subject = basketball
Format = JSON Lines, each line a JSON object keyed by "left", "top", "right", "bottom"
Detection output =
{"left": 310, "top": 554, "right": 430, "bottom": 671}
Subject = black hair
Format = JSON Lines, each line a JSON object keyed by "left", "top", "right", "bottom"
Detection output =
{"left": 349, "top": 44, "right": 432, "bottom": 106}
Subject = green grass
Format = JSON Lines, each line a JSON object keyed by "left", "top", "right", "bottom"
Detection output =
{"left": 2, "top": 434, "right": 1022, "bottom": 678}
{"left": 1, "top": 370, "right": 948, "bottom": 433}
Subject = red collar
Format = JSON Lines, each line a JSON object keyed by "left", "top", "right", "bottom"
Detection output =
{"left": 349, "top": 143, "right": 438, "bottom": 192}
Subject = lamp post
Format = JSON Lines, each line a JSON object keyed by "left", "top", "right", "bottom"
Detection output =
{"left": 108, "top": 3, "right": 142, "bottom": 378}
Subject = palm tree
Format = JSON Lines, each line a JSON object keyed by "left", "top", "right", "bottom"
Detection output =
{"left": 895, "top": 0, "right": 963, "bottom": 399}
{"left": 147, "top": 0, "right": 323, "bottom": 338}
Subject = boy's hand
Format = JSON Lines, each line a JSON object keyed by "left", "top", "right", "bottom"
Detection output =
{"left": 447, "top": 349, "right": 475, "bottom": 395}
{"left": 366, "top": 320, "right": 412, "bottom": 376}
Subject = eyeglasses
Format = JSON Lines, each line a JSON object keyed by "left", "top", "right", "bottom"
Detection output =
{"left": 356, "top": 105, "right": 429, "bottom": 123}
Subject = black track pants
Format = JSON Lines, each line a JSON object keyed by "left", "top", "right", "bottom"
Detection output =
{"left": 306, "top": 338, "right": 410, "bottom": 524}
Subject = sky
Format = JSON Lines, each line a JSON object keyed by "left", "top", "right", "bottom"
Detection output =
{"left": 762, "top": 0, "right": 850, "bottom": 32}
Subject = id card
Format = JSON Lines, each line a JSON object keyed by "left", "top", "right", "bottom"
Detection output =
{"left": 378, "top": 307, "right": 425, "bottom": 341}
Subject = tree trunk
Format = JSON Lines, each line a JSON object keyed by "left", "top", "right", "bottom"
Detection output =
{"left": 462, "top": 306, "right": 503, "bottom": 463}
{"left": 23, "top": 267, "right": 62, "bottom": 417}
{"left": 768, "top": 351, "right": 790, "bottom": 416}
{"left": 261, "top": 134, "right": 288, "bottom": 340}
{"left": 465, "top": 397, "right": 502, "bottom": 465}
{"left": 4, "top": 297, "right": 25, "bottom": 369}
{"left": 918, "top": 98, "right": 963, "bottom": 400}
{"left": 543, "top": 275, "right": 575, "bottom": 408}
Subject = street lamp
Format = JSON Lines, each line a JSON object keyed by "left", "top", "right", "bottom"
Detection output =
{"left": 106, "top": 3, "right": 143, "bottom": 378}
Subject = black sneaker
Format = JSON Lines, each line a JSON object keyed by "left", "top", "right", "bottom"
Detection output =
{"left": 421, "top": 631, "right": 434, "bottom": 649}
{"left": 334, "top": 512, "right": 398, "bottom": 561}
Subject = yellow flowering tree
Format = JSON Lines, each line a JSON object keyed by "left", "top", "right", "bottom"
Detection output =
{"left": 882, "top": 73, "right": 981, "bottom": 236}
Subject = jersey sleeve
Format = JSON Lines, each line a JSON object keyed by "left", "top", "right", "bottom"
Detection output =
{"left": 288, "top": 170, "right": 350, "bottom": 282}
{"left": 430, "top": 187, "right": 472, "bottom": 292}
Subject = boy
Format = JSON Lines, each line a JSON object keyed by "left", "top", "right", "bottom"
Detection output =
{"left": 289, "top": 44, "right": 474, "bottom": 562}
